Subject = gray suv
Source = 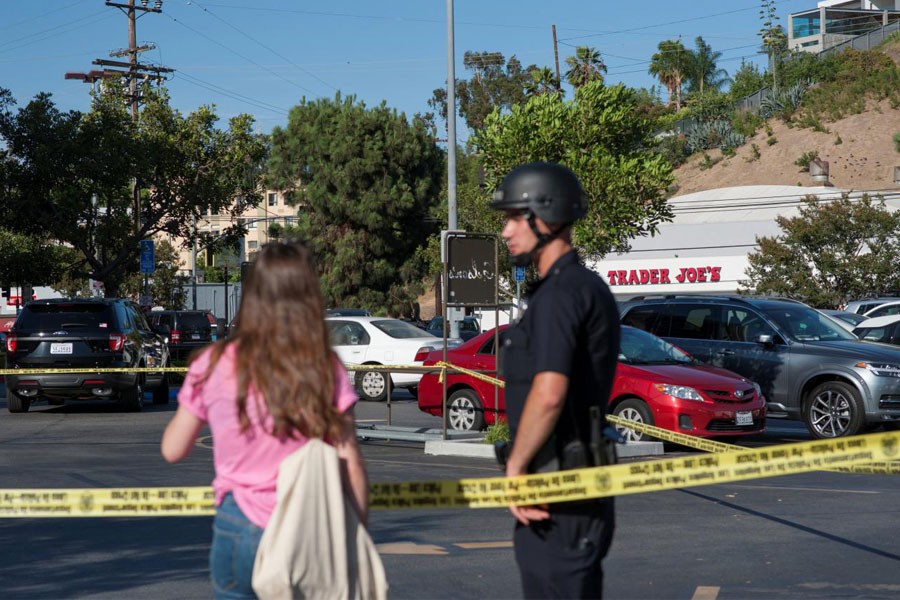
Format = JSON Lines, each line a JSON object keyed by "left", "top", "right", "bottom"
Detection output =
{"left": 620, "top": 295, "right": 900, "bottom": 438}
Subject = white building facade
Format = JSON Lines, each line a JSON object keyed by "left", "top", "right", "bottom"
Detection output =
{"left": 591, "top": 185, "right": 900, "bottom": 301}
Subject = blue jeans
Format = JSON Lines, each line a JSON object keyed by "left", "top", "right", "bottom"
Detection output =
{"left": 210, "top": 493, "right": 263, "bottom": 599}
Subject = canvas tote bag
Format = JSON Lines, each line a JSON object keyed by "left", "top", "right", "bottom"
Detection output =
{"left": 251, "top": 438, "right": 388, "bottom": 600}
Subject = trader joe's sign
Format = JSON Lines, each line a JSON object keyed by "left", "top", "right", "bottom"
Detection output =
{"left": 607, "top": 266, "right": 722, "bottom": 286}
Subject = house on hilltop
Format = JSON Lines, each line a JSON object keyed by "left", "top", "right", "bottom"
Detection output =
{"left": 789, "top": 1, "right": 900, "bottom": 53}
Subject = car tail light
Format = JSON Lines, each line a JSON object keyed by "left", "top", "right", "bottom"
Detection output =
{"left": 109, "top": 333, "right": 126, "bottom": 352}
{"left": 5, "top": 333, "right": 16, "bottom": 353}
{"left": 414, "top": 347, "right": 431, "bottom": 362}
{"left": 84, "top": 379, "right": 106, "bottom": 385}
{"left": 170, "top": 329, "right": 181, "bottom": 344}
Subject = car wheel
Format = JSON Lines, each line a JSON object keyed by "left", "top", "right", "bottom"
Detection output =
{"left": 804, "top": 381, "right": 864, "bottom": 439}
{"left": 7, "top": 388, "right": 30, "bottom": 413}
{"left": 448, "top": 389, "right": 485, "bottom": 432}
{"left": 120, "top": 379, "right": 144, "bottom": 412}
{"left": 613, "top": 399, "right": 654, "bottom": 442}
{"left": 152, "top": 374, "right": 170, "bottom": 405}
{"left": 356, "top": 368, "right": 389, "bottom": 402}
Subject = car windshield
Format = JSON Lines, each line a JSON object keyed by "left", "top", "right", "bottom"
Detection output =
{"left": 854, "top": 324, "right": 895, "bottom": 343}
{"left": 832, "top": 312, "right": 868, "bottom": 326}
{"left": 761, "top": 305, "right": 857, "bottom": 341}
{"left": 372, "top": 319, "right": 437, "bottom": 339}
{"left": 429, "top": 317, "right": 479, "bottom": 332}
{"left": 619, "top": 327, "right": 692, "bottom": 365}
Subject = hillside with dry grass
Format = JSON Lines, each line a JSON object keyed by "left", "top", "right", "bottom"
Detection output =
{"left": 672, "top": 39, "right": 900, "bottom": 196}
{"left": 672, "top": 99, "right": 899, "bottom": 195}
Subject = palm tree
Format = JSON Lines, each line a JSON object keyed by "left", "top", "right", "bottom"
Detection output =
{"left": 648, "top": 39, "right": 691, "bottom": 110}
{"left": 688, "top": 36, "right": 731, "bottom": 95}
{"left": 525, "top": 67, "right": 562, "bottom": 97}
{"left": 564, "top": 46, "right": 607, "bottom": 89}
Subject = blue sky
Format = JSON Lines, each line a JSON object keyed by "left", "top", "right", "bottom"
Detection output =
{"left": 1, "top": 0, "right": 811, "bottom": 135}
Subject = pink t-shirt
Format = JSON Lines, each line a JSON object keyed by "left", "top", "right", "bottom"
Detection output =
{"left": 177, "top": 344, "right": 358, "bottom": 528}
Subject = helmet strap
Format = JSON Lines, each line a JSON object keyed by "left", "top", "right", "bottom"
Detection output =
{"left": 510, "top": 212, "right": 565, "bottom": 267}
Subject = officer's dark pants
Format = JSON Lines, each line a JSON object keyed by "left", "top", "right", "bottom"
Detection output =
{"left": 513, "top": 499, "right": 614, "bottom": 599}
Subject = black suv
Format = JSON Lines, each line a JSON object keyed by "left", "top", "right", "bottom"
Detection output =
{"left": 4, "top": 298, "right": 170, "bottom": 412}
{"left": 620, "top": 295, "right": 900, "bottom": 438}
{"left": 145, "top": 310, "right": 218, "bottom": 361}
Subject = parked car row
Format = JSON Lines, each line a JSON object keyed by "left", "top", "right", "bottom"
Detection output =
{"left": 326, "top": 316, "right": 460, "bottom": 401}
{"left": 414, "top": 294, "right": 900, "bottom": 441}
{"left": 416, "top": 325, "right": 767, "bottom": 441}
{"left": 4, "top": 298, "right": 171, "bottom": 412}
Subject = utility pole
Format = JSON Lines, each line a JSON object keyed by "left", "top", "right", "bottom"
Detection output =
{"left": 96, "top": 1, "right": 173, "bottom": 122}
{"left": 552, "top": 25, "right": 561, "bottom": 91}
{"left": 98, "top": 1, "right": 172, "bottom": 234}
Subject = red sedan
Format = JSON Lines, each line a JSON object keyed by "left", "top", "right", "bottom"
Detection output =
{"left": 417, "top": 325, "right": 766, "bottom": 440}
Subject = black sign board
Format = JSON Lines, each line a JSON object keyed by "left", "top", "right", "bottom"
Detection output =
{"left": 445, "top": 234, "right": 497, "bottom": 306}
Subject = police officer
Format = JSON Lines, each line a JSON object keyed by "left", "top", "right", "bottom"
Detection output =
{"left": 491, "top": 162, "right": 620, "bottom": 599}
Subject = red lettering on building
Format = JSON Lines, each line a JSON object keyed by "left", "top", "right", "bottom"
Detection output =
{"left": 607, "top": 265, "right": 723, "bottom": 286}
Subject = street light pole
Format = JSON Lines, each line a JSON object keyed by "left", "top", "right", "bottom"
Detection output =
{"left": 446, "top": 0, "right": 458, "bottom": 231}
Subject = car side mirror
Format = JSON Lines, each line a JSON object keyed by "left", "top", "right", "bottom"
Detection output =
{"left": 756, "top": 334, "right": 774, "bottom": 347}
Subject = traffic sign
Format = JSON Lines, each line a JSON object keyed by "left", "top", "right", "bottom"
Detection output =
{"left": 139, "top": 240, "right": 155, "bottom": 274}
{"left": 514, "top": 265, "right": 526, "bottom": 283}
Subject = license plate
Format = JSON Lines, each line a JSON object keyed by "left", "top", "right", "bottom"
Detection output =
{"left": 191, "top": 334, "right": 200, "bottom": 340}
{"left": 736, "top": 411, "right": 753, "bottom": 426}
{"left": 50, "top": 343, "right": 73, "bottom": 355}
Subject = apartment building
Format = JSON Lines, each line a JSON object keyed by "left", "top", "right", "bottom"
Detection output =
{"left": 160, "top": 189, "right": 299, "bottom": 281}
{"left": 789, "top": 0, "right": 900, "bottom": 53}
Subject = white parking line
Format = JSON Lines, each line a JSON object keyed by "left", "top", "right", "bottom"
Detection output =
{"left": 691, "top": 585, "right": 720, "bottom": 600}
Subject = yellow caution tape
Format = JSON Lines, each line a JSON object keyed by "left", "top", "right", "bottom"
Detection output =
{"left": 1, "top": 431, "right": 897, "bottom": 517}
{"left": 434, "top": 361, "right": 500, "bottom": 386}
{"left": 0, "top": 487, "right": 215, "bottom": 518}
{"left": 606, "top": 414, "right": 900, "bottom": 475}
{"left": 370, "top": 430, "right": 900, "bottom": 509}
{"left": 0, "top": 367, "right": 188, "bottom": 375}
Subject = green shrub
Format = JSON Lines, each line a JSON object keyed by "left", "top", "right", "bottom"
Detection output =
{"left": 767, "top": 136, "right": 778, "bottom": 146}
{"left": 894, "top": 132, "right": 900, "bottom": 153}
{"left": 834, "top": 133, "right": 843, "bottom": 145}
{"left": 747, "top": 143, "right": 761, "bottom": 162}
{"left": 731, "top": 110, "right": 764, "bottom": 138}
{"left": 699, "top": 153, "right": 722, "bottom": 170}
{"left": 794, "top": 150, "right": 819, "bottom": 171}
{"left": 484, "top": 419, "right": 510, "bottom": 444}
{"left": 655, "top": 133, "right": 690, "bottom": 168}
{"left": 798, "top": 48, "right": 900, "bottom": 124}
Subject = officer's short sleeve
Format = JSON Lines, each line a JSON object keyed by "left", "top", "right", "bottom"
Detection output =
{"left": 530, "top": 286, "right": 581, "bottom": 377}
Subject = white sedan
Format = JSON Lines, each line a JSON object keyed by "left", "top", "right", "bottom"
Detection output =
{"left": 326, "top": 316, "right": 455, "bottom": 401}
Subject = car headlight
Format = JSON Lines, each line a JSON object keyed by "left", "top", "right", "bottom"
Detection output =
{"left": 856, "top": 362, "right": 900, "bottom": 378}
{"left": 753, "top": 382, "right": 762, "bottom": 398}
{"left": 654, "top": 383, "right": 704, "bottom": 401}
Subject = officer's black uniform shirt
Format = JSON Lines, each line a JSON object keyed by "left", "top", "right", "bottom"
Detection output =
{"left": 499, "top": 250, "right": 620, "bottom": 461}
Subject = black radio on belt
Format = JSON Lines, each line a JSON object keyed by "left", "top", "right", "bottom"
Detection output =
{"left": 494, "top": 406, "right": 622, "bottom": 472}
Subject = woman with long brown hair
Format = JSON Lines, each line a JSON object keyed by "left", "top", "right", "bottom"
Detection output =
{"left": 161, "top": 240, "right": 367, "bottom": 599}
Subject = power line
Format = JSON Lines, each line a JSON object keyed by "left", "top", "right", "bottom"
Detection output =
{"left": 0, "top": 10, "right": 111, "bottom": 53}
{"left": 173, "top": 70, "right": 289, "bottom": 115}
{"left": 558, "top": 3, "right": 764, "bottom": 43}
{"left": 184, "top": 0, "right": 337, "bottom": 93}
{"left": 0, "top": 1, "right": 87, "bottom": 34}
{"left": 161, "top": 10, "right": 320, "bottom": 97}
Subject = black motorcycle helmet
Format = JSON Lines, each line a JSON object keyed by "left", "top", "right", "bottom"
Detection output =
{"left": 489, "top": 162, "right": 587, "bottom": 266}
{"left": 489, "top": 162, "right": 586, "bottom": 225}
